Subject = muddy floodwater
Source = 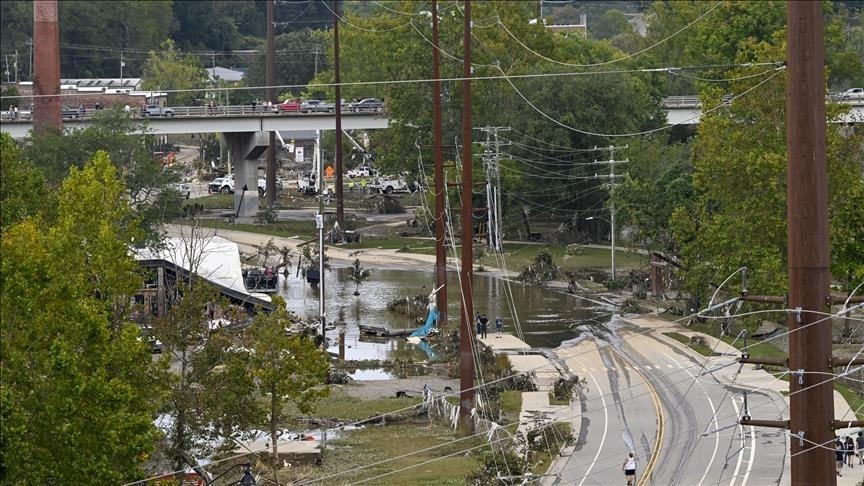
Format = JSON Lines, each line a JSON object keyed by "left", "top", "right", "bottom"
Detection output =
{"left": 277, "top": 268, "right": 614, "bottom": 364}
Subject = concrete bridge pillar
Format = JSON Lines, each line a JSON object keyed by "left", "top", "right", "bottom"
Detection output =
{"left": 223, "top": 132, "right": 270, "bottom": 218}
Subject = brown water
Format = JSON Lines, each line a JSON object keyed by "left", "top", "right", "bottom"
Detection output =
{"left": 277, "top": 268, "right": 614, "bottom": 361}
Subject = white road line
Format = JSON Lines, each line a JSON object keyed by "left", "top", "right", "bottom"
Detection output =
{"left": 730, "top": 397, "right": 744, "bottom": 486}
{"left": 742, "top": 422, "right": 755, "bottom": 485}
{"left": 578, "top": 373, "right": 608, "bottom": 486}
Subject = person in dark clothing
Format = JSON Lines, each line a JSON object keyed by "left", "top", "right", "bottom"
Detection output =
{"left": 857, "top": 431, "right": 864, "bottom": 465}
{"left": 836, "top": 438, "right": 845, "bottom": 476}
{"left": 479, "top": 314, "right": 489, "bottom": 339}
{"left": 846, "top": 436, "right": 856, "bottom": 467}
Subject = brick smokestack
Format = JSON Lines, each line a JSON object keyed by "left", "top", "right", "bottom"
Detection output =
{"left": 33, "top": 0, "right": 61, "bottom": 133}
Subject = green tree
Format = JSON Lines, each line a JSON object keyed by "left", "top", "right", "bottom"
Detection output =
{"left": 589, "top": 9, "right": 633, "bottom": 40}
{"left": 0, "top": 133, "right": 50, "bottom": 230}
{"left": 22, "top": 107, "right": 180, "bottom": 245}
{"left": 150, "top": 228, "right": 259, "bottom": 470}
{"left": 671, "top": 37, "right": 864, "bottom": 300}
{"left": 350, "top": 258, "right": 373, "bottom": 295}
{"left": 240, "top": 296, "right": 329, "bottom": 467}
{"left": 142, "top": 39, "right": 207, "bottom": 106}
{"left": 1, "top": 151, "right": 161, "bottom": 484}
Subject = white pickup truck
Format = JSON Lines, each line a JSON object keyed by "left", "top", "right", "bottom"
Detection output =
{"left": 369, "top": 175, "right": 412, "bottom": 194}
{"left": 208, "top": 175, "right": 280, "bottom": 196}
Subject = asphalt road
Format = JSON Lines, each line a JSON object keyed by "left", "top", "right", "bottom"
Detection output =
{"left": 550, "top": 318, "right": 788, "bottom": 485}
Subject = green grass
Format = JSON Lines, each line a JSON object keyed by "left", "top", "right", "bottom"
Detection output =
{"left": 835, "top": 382, "right": 864, "bottom": 421}
{"left": 547, "top": 393, "right": 570, "bottom": 406}
{"left": 685, "top": 322, "right": 788, "bottom": 362}
{"left": 500, "top": 390, "right": 523, "bottom": 416}
{"left": 281, "top": 422, "right": 488, "bottom": 485}
{"left": 286, "top": 388, "right": 423, "bottom": 422}
{"left": 664, "top": 332, "right": 715, "bottom": 357}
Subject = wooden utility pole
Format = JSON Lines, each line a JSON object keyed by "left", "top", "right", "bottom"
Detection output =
{"left": 786, "top": 2, "right": 833, "bottom": 483}
{"left": 265, "top": 0, "right": 277, "bottom": 208}
{"left": 33, "top": 0, "right": 61, "bottom": 133}
{"left": 432, "top": 0, "right": 448, "bottom": 329}
{"left": 459, "top": 0, "right": 475, "bottom": 425}
{"left": 333, "top": 0, "right": 345, "bottom": 226}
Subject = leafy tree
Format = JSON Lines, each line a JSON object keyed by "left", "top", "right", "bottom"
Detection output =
{"left": 142, "top": 39, "right": 207, "bottom": 106}
{"left": 0, "top": 86, "right": 19, "bottom": 110}
{"left": 22, "top": 107, "right": 180, "bottom": 245}
{"left": 350, "top": 258, "right": 373, "bottom": 295}
{"left": 244, "top": 29, "right": 329, "bottom": 101}
{"left": 0, "top": 133, "right": 50, "bottom": 230}
{"left": 671, "top": 37, "right": 864, "bottom": 300}
{"left": 240, "top": 296, "right": 329, "bottom": 467}
{"left": 1, "top": 151, "right": 161, "bottom": 484}
{"left": 150, "top": 228, "right": 259, "bottom": 470}
{"left": 590, "top": 9, "right": 633, "bottom": 40}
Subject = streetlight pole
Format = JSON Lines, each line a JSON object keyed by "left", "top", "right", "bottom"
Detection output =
{"left": 586, "top": 216, "right": 614, "bottom": 280}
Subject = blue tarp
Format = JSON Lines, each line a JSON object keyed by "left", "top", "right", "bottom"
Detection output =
{"left": 410, "top": 308, "right": 439, "bottom": 338}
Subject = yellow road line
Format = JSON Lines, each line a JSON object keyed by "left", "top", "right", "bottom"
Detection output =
{"left": 612, "top": 348, "right": 664, "bottom": 486}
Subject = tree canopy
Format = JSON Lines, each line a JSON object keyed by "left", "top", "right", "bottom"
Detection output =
{"left": 1, "top": 150, "right": 161, "bottom": 484}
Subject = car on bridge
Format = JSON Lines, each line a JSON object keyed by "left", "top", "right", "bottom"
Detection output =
{"left": 141, "top": 105, "right": 175, "bottom": 117}
{"left": 840, "top": 87, "right": 863, "bottom": 100}
{"left": 349, "top": 98, "right": 384, "bottom": 113}
{"left": 277, "top": 99, "right": 302, "bottom": 113}
{"left": 300, "top": 100, "right": 335, "bottom": 114}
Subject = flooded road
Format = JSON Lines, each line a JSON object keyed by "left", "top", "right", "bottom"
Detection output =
{"left": 277, "top": 268, "right": 614, "bottom": 361}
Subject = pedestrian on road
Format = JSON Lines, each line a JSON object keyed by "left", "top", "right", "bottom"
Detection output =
{"left": 836, "top": 438, "right": 845, "bottom": 476}
{"left": 857, "top": 431, "right": 864, "bottom": 465}
{"left": 845, "top": 435, "right": 855, "bottom": 467}
{"left": 495, "top": 316, "right": 503, "bottom": 337}
{"left": 623, "top": 452, "right": 636, "bottom": 485}
{"left": 479, "top": 314, "right": 489, "bottom": 339}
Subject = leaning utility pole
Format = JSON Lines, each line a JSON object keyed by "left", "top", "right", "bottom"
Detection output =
{"left": 432, "top": 0, "right": 448, "bottom": 328}
{"left": 333, "top": 0, "right": 345, "bottom": 227}
{"left": 480, "top": 126, "right": 509, "bottom": 251}
{"left": 785, "top": 2, "right": 833, "bottom": 483}
{"left": 33, "top": 0, "right": 61, "bottom": 133}
{"left": 265, "top": 0, "right": 277, "bottom": 209}
{"left": 459, "top": 0, "right": 475, "bottom": 426}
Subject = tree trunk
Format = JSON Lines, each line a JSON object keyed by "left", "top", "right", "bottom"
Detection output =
{"left": 270, "top": 390, "right": 280, "bottom": 484}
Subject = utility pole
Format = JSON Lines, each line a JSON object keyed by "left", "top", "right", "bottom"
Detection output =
{"left": 316, "top": 129, "right": 326, "bottom": 336}
{"left": 459, "top": 0, "right": 475, "bottom": 428}
{"left": 785, "top": 2, "right": 833, "bottom": 483}
{"left": 590, "top": 146, "right": 627, "bottom": 281}
{"left": 480, "top": 126, "right": 509, "bottom": 251}
{"left": 737, "top": 3, "right": 862, "bottom": 484}
{"left": 121, "top": 51, "right": 125, "bottom": 84}
{"left": 27, "top": 37, "right": 33, "bottom": 81}
{"left": 333, "top": 0, "right": 344, "bottom": 227}
{"left": 266, "top": 0, "right": 277, "bottom": 209}
{"left": 431, "top": 0, "right": 448, "bottom": 328}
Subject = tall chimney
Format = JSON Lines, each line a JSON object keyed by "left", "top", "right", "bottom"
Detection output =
{"left": 33, "top": 0, "right": 61, "bottom": 133}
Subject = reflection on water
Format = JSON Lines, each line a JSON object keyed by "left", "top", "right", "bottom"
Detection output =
{"left": 277, "top": 268, "right": 610, "bottom": 360}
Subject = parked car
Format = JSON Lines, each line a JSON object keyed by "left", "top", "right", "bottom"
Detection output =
{"left": 141, "top": 105, "right": 174, "bottom": 117}
{"left": 350, "top": 98, "right": 384, "bottom": 113}
{"left": 277, "top": 99, "right": 302, "bottom": 112}
{"left": 61, "top": 105, "right": 80, "bottom": 119}
{"left": 840, "top": 87, "right": 864, "bottom": 100}
{"left": 300, "top": 100, "right": 335, "bottom": 113}
{"left": 346, "top": 165, "right": 378, "bottom": 179}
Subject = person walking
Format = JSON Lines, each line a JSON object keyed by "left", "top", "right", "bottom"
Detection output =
{"left": 622, "top": 452, "right": 636, "bottom": 485}
{"left": 845, "top": 435, "right": 856, "bottom": 467}
{"left": 857, "top": 431, "right": 864, "bottom": 465}
{"left": 479, "top": 314, "right": 489, "bottom": 339}
{"left": 495, "top": 316, "right": 503, "bottom": 337}
{"left": 475, "top": 313, "right": 482, "bottom": 337}
{"left": 836, "top": 438, "right": 845, "bottom": 476}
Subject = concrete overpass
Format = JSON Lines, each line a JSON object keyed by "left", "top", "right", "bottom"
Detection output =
{"left": 0, "top": 107, "right": 389, "bottom": 139}
{"left": 663, "top": 95, "right": 864, "bottom": 125}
